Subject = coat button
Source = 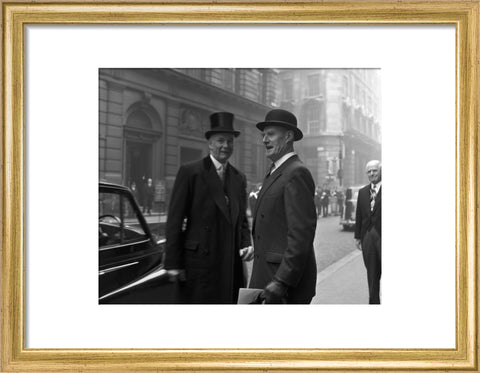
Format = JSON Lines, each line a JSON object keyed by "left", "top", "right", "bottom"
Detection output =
{"left": 204, "top": 226, "right": 211, "bottom": 232}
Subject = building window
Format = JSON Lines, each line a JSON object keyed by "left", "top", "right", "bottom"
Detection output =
{"left": 354, "top": 109, "right": 361, "bottom": 130}
{"left": 186, "top": 69, "right": 204, "bottom": 80}
{"left": 127, "top": 110, "right": 152, "bottom": 129}
{"left": 354, "top": 81, "right": 360, "bottom": 102}
{"left": 282, "top": 78, "right": 293, "bottom": 100}
{"left": 306, "top": 105, "right": 321, "bottom": 134}
{"left": 223, "top": 69, "right": 235, "bottom": 92}
{"left": 342, "top": 105, "right": 350, "bottom": 130}
{"left": 257, "top": 70, "right": 266, "bottom": 104}
{"left": 307, "top": 74, "right": 320, "bottom": 96}
{"left": 343, "top": 75, "right": 349, "bottom": 97}
{"left": 327, "top": 157, "right": 339, "bottom": 176}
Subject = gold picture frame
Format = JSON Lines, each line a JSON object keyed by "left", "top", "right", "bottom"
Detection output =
{"left": 2, "top": 1, "right": 478, "bottom": 371}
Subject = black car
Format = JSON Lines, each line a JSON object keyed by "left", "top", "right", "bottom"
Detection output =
{"left": 339, "top": 185, "right": 362, "bottom": 231}
{"left": 99, "top": 182, "right": 174, "bottom": 304}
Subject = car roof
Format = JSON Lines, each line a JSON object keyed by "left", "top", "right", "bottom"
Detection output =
{"left": 99, "top": 181, "right": 130, "bottom": 192}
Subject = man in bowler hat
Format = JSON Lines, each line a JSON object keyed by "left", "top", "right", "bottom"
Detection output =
{"left": 164, "top": 112, "right": 253, "bottom": 304}
{"left": 249, "top": 109, "right": 317, "bottom": 304}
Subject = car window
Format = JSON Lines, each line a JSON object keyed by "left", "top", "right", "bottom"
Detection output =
{"left": 99, "top": 191, "right": 147, "bottom": 247}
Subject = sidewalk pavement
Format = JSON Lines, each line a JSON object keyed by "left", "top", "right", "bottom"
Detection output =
{"left": 312, "top": 250, "right": 369, "bottom": 304}
{"left": 143, "top": 213, "right": 167, "bottom": 224}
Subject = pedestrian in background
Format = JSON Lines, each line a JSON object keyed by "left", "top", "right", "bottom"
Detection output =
{"left": 336, "top": 188, "right": 345, "bottom": 217}
{"left": 314, "top": 188, "right": 322, "bottom": 218}
{"left": 138, "top": 175, "right": 147, "bottom": 211}
{"left": 354, "top": 160, "right": 382, "bottom": 304}
{"left": 330, "top": 190, "right": 337, "bottom": 215}
{"left": 164, "top": 112, "right": 253, "bottom": 304}
{"left": 131, "top": 182, "right": 139, "bottom": 202}
{"left": 143, "top": 178, "right": 155, "bottom": 215}
{"left": 321, "top": 190, "right": 330, "bottom": 217}
{"left": 128, "top": 181, "right": 140, "bottom": 217}
{"left": 249, "top": 109, "right": 317, "bottom": 304}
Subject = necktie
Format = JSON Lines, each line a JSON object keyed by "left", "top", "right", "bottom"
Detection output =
{"left": 217, "top": 164, "right": 225, "bottom": 183}
{"left": 217, "top": 164, "right": 229, "bottom": 206}
{"left": 266, "top": 163, "right": 275, "bottom": 178}
{"left": 370, "top": 185, "right": 377, "bottom": 211}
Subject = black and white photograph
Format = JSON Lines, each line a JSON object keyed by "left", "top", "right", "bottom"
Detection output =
{"left": 11, "top": 3, "right": 469, "bottom": 363}
{"left": 98, "top": 68, "right": 382, "bottom": 305}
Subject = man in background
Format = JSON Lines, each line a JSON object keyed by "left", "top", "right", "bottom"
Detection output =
{"left": 354, "top": 160, "right": 382, "bottom": 304}
{"left": 143, "top": 177, "right": 155, "bottom": 215}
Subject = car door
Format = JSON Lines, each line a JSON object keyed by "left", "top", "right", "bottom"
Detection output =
{"left": 99, "top": 187, "right": 163, "bottom": 299}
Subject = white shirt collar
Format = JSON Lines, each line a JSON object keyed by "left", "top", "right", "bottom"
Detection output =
{"left": 270, "top": 152, "right": 296, "bottom": 174}
{"left": 210, "top": 154, "right": 228, "bottom": 170}
{"left": 371, "top": 181, "right": 382, "bottom": 191}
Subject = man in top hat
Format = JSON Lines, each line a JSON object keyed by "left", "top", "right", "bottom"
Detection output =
{"left": 164, "top": 112, "right": 253, "bottom": 304}
{"left": 249, "top": 109, "right": 317, "bottom": 304}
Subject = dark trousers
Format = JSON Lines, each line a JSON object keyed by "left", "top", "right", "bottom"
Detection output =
{"left": 361, "top": 227, "right": 381, "bottom": 304}
{"left": 322, "top": 204, "right": 328, "bottom": 217}
{"left": 338, "top": 202, "right": 344, "bottom": 217}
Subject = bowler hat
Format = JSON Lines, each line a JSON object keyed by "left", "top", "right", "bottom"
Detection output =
{"left": 205, "top": 112, "right": 240, "bottom": 139}
{"left": 256, "top": 109, "right": 303, "bottom": 141}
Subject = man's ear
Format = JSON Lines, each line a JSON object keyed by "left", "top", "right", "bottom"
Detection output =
{"left": 286, "top": 130, "right": 295, "bottom": 143}
{"left": 207, "top": 138, "right": 214, "bottom": 150}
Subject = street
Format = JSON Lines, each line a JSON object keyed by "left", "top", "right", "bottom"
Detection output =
{"left": 314, "top": 215, "right": 356, "bottom": 272}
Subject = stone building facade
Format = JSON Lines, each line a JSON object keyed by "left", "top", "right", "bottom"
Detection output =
{"left": 99, "top": 68, "right": 277, "bottom": 212}
{"left": 278, "top": 69, "right": 381, "bottom": 189}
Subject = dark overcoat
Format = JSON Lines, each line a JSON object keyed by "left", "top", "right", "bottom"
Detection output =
{"left": 164, "top": 156, "right": 251, "bottom": 304}
{"left": 354, "top": 185, "right": 382, "bottom": 240}
{"left": 249, "top": 155, "right": 317, "bottom": 303}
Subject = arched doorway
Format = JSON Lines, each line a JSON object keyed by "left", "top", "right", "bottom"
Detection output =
{"left": 124, "top": 105, "right": 162, "bottom": 209}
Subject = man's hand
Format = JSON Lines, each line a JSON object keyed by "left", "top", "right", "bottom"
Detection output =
{"left": 166, "top": 269, "right": 186, "bottom": 282}
{"left": 355, "top": 239, "right": 362, "bottom": 251}
{"left": 262, "top": 280, "right": 288, "bottom": 304}
{"left": 239, "top": 246, "right": 254, "bottom": 261}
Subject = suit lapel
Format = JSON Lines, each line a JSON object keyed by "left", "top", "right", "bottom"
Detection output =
{"left": 225, "top": 166, "right": 240, "bottom": 226}
{"left": 254, "top": 171, "right": 281, "bottom": 217}
{"left": 372, "top": 187, "right": 381, "bottom": 215}
{"left": 254, "top": 155, "right": 298, "bottom": 221}
{"left": 203, "top": 157, "right": 231, "bottom": 223}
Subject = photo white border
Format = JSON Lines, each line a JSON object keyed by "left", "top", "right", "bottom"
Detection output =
{"left": 25, "top": 24, "right": 456, "bottom": 349}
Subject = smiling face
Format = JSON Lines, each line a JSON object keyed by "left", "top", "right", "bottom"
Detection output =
{"left": 261, "top": 125, "right": 294, "bottom": 162}
{"left": 208, "top": 133, "right": 234, "bottom": 163}
{"left": 366, "top": 161, "right": 382, "bottom": 184}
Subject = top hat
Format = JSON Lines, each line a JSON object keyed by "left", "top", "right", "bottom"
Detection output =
{"left": 205, "top": 112, "right": 240, "bottom": 139}
{"left": 256, "top": 109, "right": 303, "bottom": 141}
